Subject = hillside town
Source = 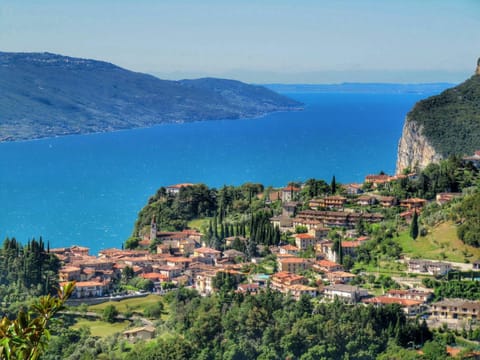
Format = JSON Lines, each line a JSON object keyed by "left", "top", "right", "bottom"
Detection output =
{"left": 52, "top": 167, "right": 480, "bottom": 334}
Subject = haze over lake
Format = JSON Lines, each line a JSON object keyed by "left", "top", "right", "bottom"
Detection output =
{"left": 0, "top": 87, "right": 449, "bottom": 254}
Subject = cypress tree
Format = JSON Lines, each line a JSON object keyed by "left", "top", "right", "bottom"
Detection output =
{"left": 331, "top": 175, "right": 336, "bottom": 194}
{"left": 220, "top": 223, "right": 225, "bottom": 240}
{"left": 207, "top": 220, "right": 213, "bottom": 240}
{"left": 410, "top": 211, "right": 419, "bottom": 240}
{"left": 333, "top": 238, "right": 343, "bottom": 264}
{"left": 224, "top": 224, "right": 229, "bottom": 238}
{"left": 274, "top": 226, "right": 281, "bottom": 245}
{"left": 213, "top": 214, "right": 218, "bottom": 239}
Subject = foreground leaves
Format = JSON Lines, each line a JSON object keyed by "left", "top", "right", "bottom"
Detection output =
{"left": 0, "top": 282, "right": 75, "bottom": 360}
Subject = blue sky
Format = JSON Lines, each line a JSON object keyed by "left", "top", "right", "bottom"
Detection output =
{"left": 1, "top": 0, "right": 479, "bottom": 83}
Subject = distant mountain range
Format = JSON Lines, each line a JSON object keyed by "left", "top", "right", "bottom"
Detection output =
{"left": 265, "top": 83, "right": 455, "bottom": 94}
{"left": 0, "top": 52, "right": 302, "bottom": 141}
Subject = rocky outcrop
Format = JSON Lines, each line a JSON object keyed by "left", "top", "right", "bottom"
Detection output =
{"left": 396, "top": 58, "right": 480, "bottom": 174}
{"left": 396, "top": 118, "right": 443, "bottom": 174}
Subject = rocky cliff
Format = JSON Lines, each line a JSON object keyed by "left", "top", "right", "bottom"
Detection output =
{"left": 396, "top": 59, "right": 480, "bottom": 174}
{"left": 396, "top": 118, "right": 443, "bottom": 173}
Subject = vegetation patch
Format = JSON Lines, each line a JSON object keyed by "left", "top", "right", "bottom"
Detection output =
{"left": 71, "top": 319, "right": 130, "bottom": 338}
{"left": 396, "top": 222, "right": 480, "bottom": 262}
{"left": 187, "top": 217, "right": 210, "bottom": 232}
{"left": 88, "top": 295, "right": 165, "bottom": 316}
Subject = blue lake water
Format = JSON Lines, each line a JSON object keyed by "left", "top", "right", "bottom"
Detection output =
{"left": 0, "top": 90, "right": 444, "bottom": 254}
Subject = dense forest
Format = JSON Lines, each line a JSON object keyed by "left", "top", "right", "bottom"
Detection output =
{"left": 454, "top": 192, "right": 480, "bottom": 247}
{"left": 41, "top": 288, "right": 437, "bottom": 360}
{"left": 0, "top": 237, "right": 60, "bottom": 317}
{"left": 382, "top": 157, "right": 477, "bottom": 200}
{"left": 422, "top": 278, "right": 480, "bottom": 301}
{"left": 128, "top": 183, "right": 281, "bottom": 251}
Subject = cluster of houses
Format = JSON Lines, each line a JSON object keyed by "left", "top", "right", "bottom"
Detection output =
{"left": 463, "top": 150, "right": 480, "bottom": 169}
{"left": 54, "top": 181, "right": 478, "bottom": 329}
{"left": 269, "top": 179, "right": 448, "bottom": 237}
{"left": 53, "top": 235, "right": 468, "bottom": 325}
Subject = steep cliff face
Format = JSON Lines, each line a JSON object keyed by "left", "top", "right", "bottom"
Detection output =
{"left": 396, "top": 118, "right": 443, "bottom": 174}
{"left": 396, "top": 59, "right": 480, "bottom": 174}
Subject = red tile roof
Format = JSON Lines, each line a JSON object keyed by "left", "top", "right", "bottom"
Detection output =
{"left": 195, "top": 247, "right": 221, "bottom": 254}
{"left": 294, "top": 233, "right": 315, "bottom": 239}
{"left": 140, "top": 273, "right": 169, "bottom": 280}
{"left": 280, "top": 244, "right": 299, "bottom": 251}
{"left": 341, "top": 241, "right": 363, "bottom": 248}
{"left": 363, "top": 296, "right": 423, "bottom": 307}
{"left": 61, "top": 281, "right": 105, "bottom": 287}
{"left": 316, "top": 259, "right": 341, "bottom": 268}
{"left": 279, "top": 257, "right": 310, "bottom": 264}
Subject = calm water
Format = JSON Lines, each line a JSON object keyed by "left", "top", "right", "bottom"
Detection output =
{"left": 0, "top": 91, "right": 441, "bottom": 253}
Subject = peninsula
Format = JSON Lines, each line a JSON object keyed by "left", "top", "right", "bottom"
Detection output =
{"left": 0, "top": 52, "right": 302, "bottom": 142}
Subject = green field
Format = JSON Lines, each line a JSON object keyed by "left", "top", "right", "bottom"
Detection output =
{"left": 71, "top": 319, "right": 130, "bottom": 337}
{"left": 354, "top": 260, "right": 406, "bottom": 276}
{"left": 396, "top": 222, "right": 480, "bottom": 262}
{"left": 188, "top": 217, "right": 210, "bottom": 232}
{"left": 88, "top": 295, "right": 165, "bottom": 315}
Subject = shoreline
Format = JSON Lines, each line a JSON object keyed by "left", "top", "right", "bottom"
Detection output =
{"left": 0, "top": 106, "right": 304, "bottom": 145}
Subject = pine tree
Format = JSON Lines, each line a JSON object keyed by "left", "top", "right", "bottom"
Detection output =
{"left": 410, "top": 211, "right": 419, "bottom": 240}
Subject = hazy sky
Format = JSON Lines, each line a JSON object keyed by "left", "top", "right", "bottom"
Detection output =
{"left": 1, "top": 0, "right": 479, "bottom": 83}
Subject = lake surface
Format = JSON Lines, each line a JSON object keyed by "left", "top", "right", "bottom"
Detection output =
{"left": 0, "top": 88, "right": 447, "bottom": 253}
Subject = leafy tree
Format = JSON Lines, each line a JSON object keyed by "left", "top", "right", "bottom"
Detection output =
{"left": 421, "top": 340, "right": 449, "bottom": 360}
{"left": 295, "top": 225, "right": 308, "bottom": 234}
{"left": 136, "top": 278, "right": 154, "bottom": 292}
{"left": 456, "top": 192, "right": 480, "bottom": 247}
{"left": 124, "top": 336, "right": 194, "bottom": 360}
{"left": 0, "top": 282, "right": 75, "bottom": 360}
{"left": 431, "top": 280, "right": 480, "bottom": 300}
{"left": 124, "top": 236, "right": 140, "bottom": 249}
{"left": 342, "top": 255, "right": 354, "bottom": 271}
{"left": 377, "top": 340, "right": 419, "bottom": 360}
{"left": 121, "top": 266, "right": 135, "bottom": 283}
{"left": 102, "top": 304, "right": 118, "bottom": 323}
{"left": 143, "top": 301, "right": 166, "bottom": 319}
{"left": 355, "top": 218, "right": 367, "bottom": 236}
